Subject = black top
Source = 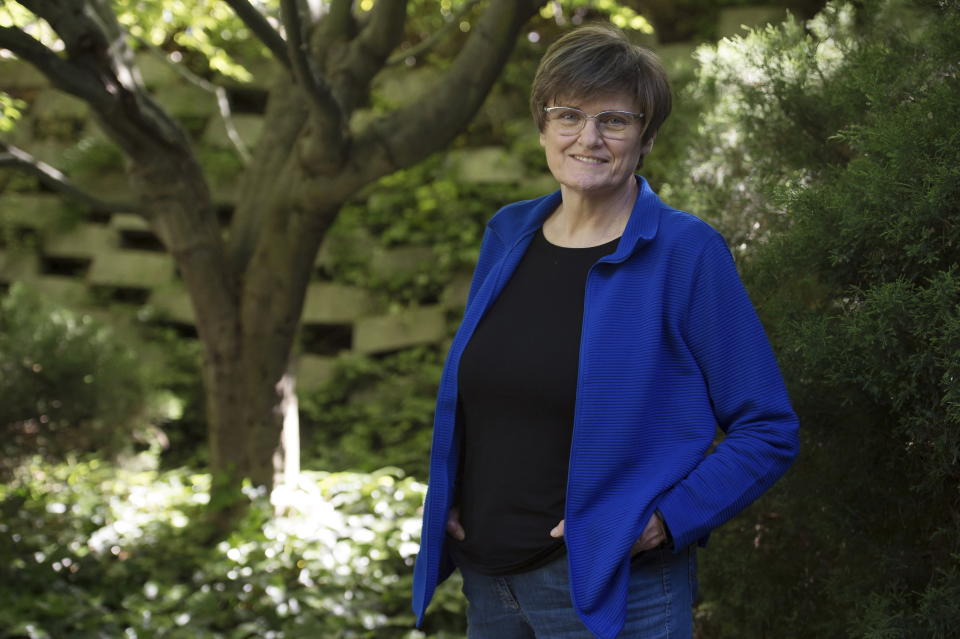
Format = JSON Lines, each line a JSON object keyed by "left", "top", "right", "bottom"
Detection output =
{"left": 450, "top": 225, "right": 620, "bottom": 575}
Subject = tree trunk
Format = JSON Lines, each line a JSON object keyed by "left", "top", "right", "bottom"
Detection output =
{"left": 203, "top": 332, "right": 296, "bottom": 529}
{"left": 202, "top": 196, "right": 340, "bottom": 533}
{"left": 199, "top": 75, "right": 350, "bottom": 527}
{"left": 125, "top": 117, "right": 328, "bottom": 530}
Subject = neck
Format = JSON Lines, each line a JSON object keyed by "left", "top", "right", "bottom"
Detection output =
{"left": 544, "top": 177, "right": 638, "bottom": 247}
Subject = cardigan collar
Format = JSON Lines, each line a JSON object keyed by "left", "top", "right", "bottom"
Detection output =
{"left": 487, "top": 174, "right": 663, "bottom": 262}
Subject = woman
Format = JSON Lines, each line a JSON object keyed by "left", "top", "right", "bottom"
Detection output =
{"left": 412, "top": 24, "right": 799, "bottom": 639}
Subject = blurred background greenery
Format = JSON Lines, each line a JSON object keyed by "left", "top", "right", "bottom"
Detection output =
{"left": 1, "top": 0, "right": 958, "bottom": 636}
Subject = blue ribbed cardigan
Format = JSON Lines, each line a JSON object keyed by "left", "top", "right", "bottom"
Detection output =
{"left": 412, "top": 176, "right": 799, "bottom": 639}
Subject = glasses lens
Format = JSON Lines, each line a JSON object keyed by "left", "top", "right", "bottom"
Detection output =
{"left": 550, "top": 108, "right": 585, "bottom": 131}
{"left": 597, "top": 112, "right": 630, "bottom": 132}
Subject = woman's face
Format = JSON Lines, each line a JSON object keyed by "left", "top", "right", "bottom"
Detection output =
{"left": 539, "top": 93, "right": 654, "bottom": 198}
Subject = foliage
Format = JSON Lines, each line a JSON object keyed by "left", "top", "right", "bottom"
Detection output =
{"left": 3, "top": 0, "right": 269, "bottom": 81}
{"left": 301, "top": 346, "right": 445, "bottom": 479}
{"left": 60, "top": 136, "right": 127, "bottom": 177}
{"left": 197, "top": 146, "right": 247, "bottom": 184}
{"left": 139, "top": 326, "right": 209, "bottom": 470}
{"left": 0, "top": 457, "right": 466, "bottom": 638}
{"left": 0, "top": 285, "right": 149, "bottom": 474}
{"left": 114, "top": 0, "right": 265, "bottom": 81}
{"left": 748, "top": 0, "right": 960, "bottom": 499}
{"left": 542, "top": 0, "right": 654, "bottom": 33}
{"left": 0, "top": 91, "right": 25, "bottom": 132}
{"left": 0, "top": 3, "right": 58, "bottom": 47}
{"left": 0, "top": 285, "right": 206, "bottom": 474}
{"left": 652, "top": 0, "right": 867, "bottom": 252}
{"left": 675, "top": 1, "right": 960, "bottom": 636}
{"left": 325, "top": 151, "right": 545, "bottom": 307}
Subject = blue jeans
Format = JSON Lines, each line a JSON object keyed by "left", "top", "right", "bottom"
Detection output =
{"left": 458, "top": 546, "right": 696, "bottom": 638}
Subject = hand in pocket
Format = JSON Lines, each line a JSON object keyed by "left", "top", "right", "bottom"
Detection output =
{"left": 630, "top": 512, "right": 667, "bottom": 556}
{"left": 446, "top": 506, "right": 466, "bottom": 540}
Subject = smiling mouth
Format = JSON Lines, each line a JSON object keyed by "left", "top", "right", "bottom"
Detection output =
{"left": 571, "top": 155, "right": 607, "bottom": 164}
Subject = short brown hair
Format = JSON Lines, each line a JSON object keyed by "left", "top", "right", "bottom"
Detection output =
{"left": 530, "top": 23, "right": 671, "bottom": 149}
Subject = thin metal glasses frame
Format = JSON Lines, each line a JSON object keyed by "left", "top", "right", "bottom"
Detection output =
{"left": 543, "top": 106, "right": 644, "bottom": 136}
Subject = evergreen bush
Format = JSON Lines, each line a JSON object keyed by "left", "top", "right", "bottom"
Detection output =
{"left": 675, "top": 1, "right": 960, "bottom": 635}
{"left": 650, "top": 1, "right": 869, "bottom": 251}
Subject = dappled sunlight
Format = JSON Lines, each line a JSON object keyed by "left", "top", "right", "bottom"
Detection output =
{"left": 269, "top": 469, "right": 427, "bottom": 562}
{"left": 85, "top": 465, "right": 209, "bottom": 554}
{"left": 0, "top": 456, "right": 453, "bottom": 637}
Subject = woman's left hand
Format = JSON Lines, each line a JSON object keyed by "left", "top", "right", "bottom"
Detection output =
{"left": 630, "top": 512, "right": 667, "bottom": 556}
{"left": 550, "top": 513, "right": 667, "bottom": 555}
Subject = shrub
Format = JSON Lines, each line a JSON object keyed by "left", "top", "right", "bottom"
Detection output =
{"left": 650, "top": 1, "right": 869, "bottom": 252}
{"left": 0, "top": 284, "right": 148, "bottom": 473}
{"left": 141, "top": 326, "right": 208, "bottom": 470}
{"left": 671, "top": 1, "right": 960, "bottom": 636}
{"left": 300, "top": 346, "right": 445, "bottom": 479}
{"left": 0, "top": 458, "right": 466, "bottom": 638}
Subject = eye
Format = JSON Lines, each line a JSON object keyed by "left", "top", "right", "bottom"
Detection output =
{"left": 599, "top": 113, "right": 629, "bottom": 128}
{"left": 558, "top": 109, "right": 582, "bottom": 122}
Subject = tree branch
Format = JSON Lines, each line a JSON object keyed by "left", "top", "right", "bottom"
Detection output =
{"left": 358, "top": 0, "right": 408, "bottom": 59}
{"left": 0, "top": 141, "right": 139, "bottom": 213}
{"left": 325, "top": 0, "right": 356, "bottom": 38}
{"left": 0, "top": 25, "right": 105, "bottom": 105}
{"left": 223, "top": 0, "right": 291, "bottom": 69}
{"left": 350, "top": 0, "right": 545, "bottom": 180}
{"left": 280, "top": 0, "right": 343, "bottom": 139}
{"left": 7, "top": 2, "right": 237, "bottom": 363}
{"left": 225, "top": 73, "right": 309, "bottom": 275}
{"left": 15, "top": 0, "right": 192, "bottom": 157}
{"left": 136, "top": 37, "right": 252, "bottom": 165}
{"left": 329, "top": 0, "right": 407, "bottom": 114}
{"left": 20, "top": 0, "right": 135, "bottom": 92}
{"left": 387, "top": 0, "right": 481, "bottom": 65}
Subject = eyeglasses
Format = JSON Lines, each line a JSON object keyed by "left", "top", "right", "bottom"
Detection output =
{"left": 543, "top": 106, "right": 644, "bottom": 139}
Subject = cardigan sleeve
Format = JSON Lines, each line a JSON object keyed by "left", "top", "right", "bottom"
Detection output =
{"left": 656, "top": 232, "right": 800, "bottom": 550}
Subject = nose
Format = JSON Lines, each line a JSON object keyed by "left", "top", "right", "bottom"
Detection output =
{"left": 577, "top": 117, "right": 604, "bottom": 146}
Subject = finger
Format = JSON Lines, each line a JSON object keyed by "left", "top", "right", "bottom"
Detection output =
{"left": 446, "top": 519, "right": 465, "bottom": 540}
{"left": 640, "top": 515, "right": 664, "bottom": 543}
{"left": 446, "top": 507, "right": 465, "bottom": 540}
{"left": 638, "top": 533, "right": 662, "bottom": 551}
{"left": 632, "top": 518, "right": 666, "bottom": 553}
{"left": 549, "top": 519, "right": 565, "bottom": 538}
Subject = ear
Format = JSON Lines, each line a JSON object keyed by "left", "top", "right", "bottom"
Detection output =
{"left": 539, "top": 130, "right": 546, "bottom": 148}
{"left": 640, "top": 130, "right": 657, "bottom": 155}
